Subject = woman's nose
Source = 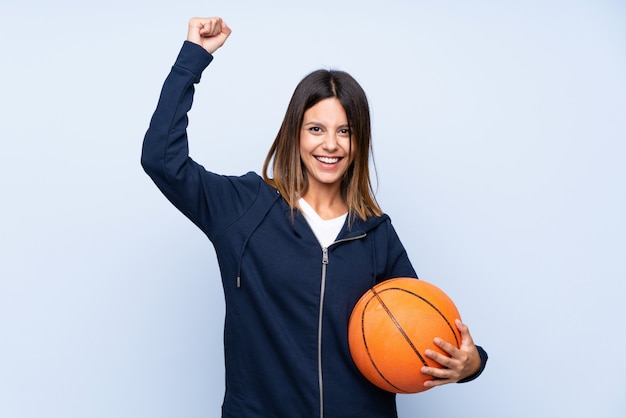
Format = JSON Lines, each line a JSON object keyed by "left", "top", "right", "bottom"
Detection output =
{"left": 323, "top": 134, "right": 339, "bottom": 151}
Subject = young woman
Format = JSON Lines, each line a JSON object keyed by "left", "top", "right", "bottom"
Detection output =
{"left": 142, "top": 17, "right": 487, "bottom": 418}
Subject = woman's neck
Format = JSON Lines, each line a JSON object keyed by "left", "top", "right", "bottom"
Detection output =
{"left": 300, "top": 188, "right": 348, "bottom": 220}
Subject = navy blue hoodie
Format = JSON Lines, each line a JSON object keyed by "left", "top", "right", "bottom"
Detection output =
{"left": 142, "top": 41, "right": 486, "bottom": 418}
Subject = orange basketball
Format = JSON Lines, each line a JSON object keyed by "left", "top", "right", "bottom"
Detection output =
{"left": 348, "top": 277, "right": 462, "bottom": 393}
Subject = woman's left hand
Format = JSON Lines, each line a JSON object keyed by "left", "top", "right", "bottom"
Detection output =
{"left": 420, "top": 319, "right": 481, "bottom": 388}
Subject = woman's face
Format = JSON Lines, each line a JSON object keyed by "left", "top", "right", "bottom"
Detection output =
{"left": 299, "top": 98, "right": 354, "bottom": 194}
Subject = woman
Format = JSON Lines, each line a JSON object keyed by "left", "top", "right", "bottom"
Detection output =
{"left": 141, "top": 17, "right": 487, "bottom": 418}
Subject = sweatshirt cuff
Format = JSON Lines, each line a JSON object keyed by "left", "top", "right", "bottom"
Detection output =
{"left": 173, "top": 41, "right": 214, "bottom": 80}
{"left": 457, "top": 345, "right": 488, "bottom": 383}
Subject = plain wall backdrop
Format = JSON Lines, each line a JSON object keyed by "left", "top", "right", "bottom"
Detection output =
{"left": 1, "top": 0, "right": 625, "bottom": 417}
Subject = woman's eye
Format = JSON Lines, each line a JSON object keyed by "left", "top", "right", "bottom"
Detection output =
{"left": 309, "top": 127, "right": 322, "bottom": 132}
{"left": 339, "top": 129, "right": 350, "bottom": 135}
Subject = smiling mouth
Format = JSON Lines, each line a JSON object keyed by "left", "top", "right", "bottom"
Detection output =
{"left": 315, "top": 156, "right": 341, "bottom": 164}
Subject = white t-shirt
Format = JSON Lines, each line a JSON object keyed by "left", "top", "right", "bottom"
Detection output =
{"left": 298, "top": 198, "right": 347, "bottom": 248}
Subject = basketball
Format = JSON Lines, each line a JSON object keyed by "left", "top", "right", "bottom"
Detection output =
{"left": 348, "top": 277, "right": 462, "bottom": 393}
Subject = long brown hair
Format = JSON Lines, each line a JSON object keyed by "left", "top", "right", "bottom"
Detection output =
{"left": 262, "top": 69, "right": 381, "bottom": 222}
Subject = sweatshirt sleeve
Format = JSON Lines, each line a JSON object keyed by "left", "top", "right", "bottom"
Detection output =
{"left": 141, "top": 41, "right": 260, "bottom": 238}
{"left": 380, "top": 219, "right": 418, "bottom": 281}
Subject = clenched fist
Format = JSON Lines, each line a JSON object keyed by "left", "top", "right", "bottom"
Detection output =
{"left": 187, "top": 17, "right": 232, "bottom": 54}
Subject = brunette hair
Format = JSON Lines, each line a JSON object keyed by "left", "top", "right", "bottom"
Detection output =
{"left": 262, "top": 69, "right": 381, "bottom": 221}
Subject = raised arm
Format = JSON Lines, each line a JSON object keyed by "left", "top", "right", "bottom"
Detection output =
{"left": 141, "top": 18, "right": 241, "bottom": 235}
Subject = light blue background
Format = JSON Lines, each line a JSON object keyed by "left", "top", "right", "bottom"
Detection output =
{"left": 1, "top": 1, "right": 625, "bottom": 417}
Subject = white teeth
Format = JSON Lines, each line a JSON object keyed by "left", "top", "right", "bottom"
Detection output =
{"left": 316, "top": 156, "right": 340, "bottom": 164}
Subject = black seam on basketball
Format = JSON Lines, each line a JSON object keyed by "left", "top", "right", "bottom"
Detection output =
{"left": 361, "top": 293, "right": 409, "bottom": 393}
{"left": 379, "top": 287, "right": 460, "bottom": 347}
{"left": 372, "top": 287, "right": 429, "bottom": 367}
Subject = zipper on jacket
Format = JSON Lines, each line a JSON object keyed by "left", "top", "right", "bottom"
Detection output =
{"left": 318, "top": 247, "right": 329, "bottom": 418}
{"left": 317, "top": 233, "right": 365, "bottom": 418}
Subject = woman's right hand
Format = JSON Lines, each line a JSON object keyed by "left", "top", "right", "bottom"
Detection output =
{"left": 187, "top": 17, "right": 232, "bottom": 54}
